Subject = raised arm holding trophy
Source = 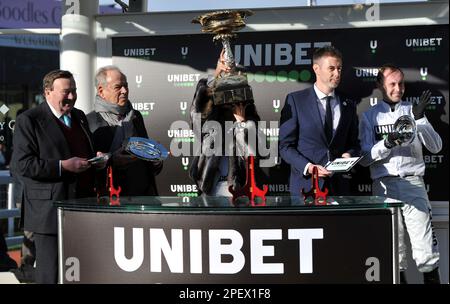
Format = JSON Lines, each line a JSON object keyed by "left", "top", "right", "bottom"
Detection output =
{"left": 192, "top": 10, "right": 254, "bottom": 106}
{"left": 190, "top": 10, "right": 267, "bottom": 206}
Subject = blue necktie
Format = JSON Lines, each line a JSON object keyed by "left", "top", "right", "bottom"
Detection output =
{"left": 61, "top": 114, "right": 71, "bottom": 128}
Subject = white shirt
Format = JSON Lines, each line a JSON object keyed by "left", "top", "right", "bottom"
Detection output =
{"left": 313, "top": 84, "right": 341, "bottom": 133}
{"left": 47, "top": 101, "right": 71, "bottom": 121}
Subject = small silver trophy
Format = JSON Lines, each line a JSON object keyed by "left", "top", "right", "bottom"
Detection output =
{"left": 192, "top": 10, "right": 254, "bottom": 106}
{"left": 125, "top": 137, "right": 169, "bottom": 161}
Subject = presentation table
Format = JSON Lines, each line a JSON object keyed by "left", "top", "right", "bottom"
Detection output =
{"left": 55, "top": 196, "right": 402, "bottom": 284}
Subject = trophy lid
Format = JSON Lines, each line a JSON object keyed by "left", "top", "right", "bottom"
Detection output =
{"left": 192, "top": 10, "right": 253, "bottom": 35}
{"left": 192, "top": 10, "right": 255, "bottom": 106}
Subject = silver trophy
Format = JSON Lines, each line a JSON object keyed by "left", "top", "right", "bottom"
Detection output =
{"left": 125, "top": 137, "right": 169, "bottom": 161}
{"left": 393, "top": 115, "right": 417, "bottom": 146}
{"left": 192, "top": 10, "right": 254, "bottom": 106}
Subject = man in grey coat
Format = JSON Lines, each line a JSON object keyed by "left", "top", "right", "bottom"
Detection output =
{"left": 87, "top": 66, "right": 162, "bottom": 196}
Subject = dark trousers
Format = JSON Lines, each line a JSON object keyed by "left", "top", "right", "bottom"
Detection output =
{"left": 34, "top": 233, "right": 58, "bottom": 284}
{"left": 324, "top": 174, "right": 352, "bottom": 196}
{"left": 21, "top": 230, "right": 36, "bottom": 266}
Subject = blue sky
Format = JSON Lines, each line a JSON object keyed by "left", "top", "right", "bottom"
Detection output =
{"left": 99, "top": 0, "right": 423, "bottom": 12}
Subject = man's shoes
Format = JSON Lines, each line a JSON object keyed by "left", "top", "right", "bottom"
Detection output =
{"left": 423, "top": 267, "right": 441, "bottom": 284}
{"left": 10, "top": 264, "right": 35, "bottom": 283}
{"left": 0, "top": 254, "right": 17, "bottom": 272}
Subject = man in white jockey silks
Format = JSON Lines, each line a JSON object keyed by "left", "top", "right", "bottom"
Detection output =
{"left": 359, "top": 64, "right": 442, "bottom": 284}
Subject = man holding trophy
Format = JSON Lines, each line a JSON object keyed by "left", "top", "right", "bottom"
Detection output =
{"left": 359, "top": 64, "right": 442, "bottom": 284}
{"left": 189, "top": 11, "right": 264, "bottom": 199}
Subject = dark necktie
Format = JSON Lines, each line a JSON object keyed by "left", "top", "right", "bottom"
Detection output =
{"left": 324, "top": 96, "right": 333, "bottom": 143}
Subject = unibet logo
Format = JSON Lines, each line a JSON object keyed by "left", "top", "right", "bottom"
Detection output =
{"left": 170, "top": 184, "right": 198, "bottom": 197}
{"left": 167, "top": 74, "right": 201, "bottom": 87}
{"left": 182, "top": 157, "right": 189, "bottom": 171}
{"left": 123, "top": 48, "right": 156, "bottom": 58}
{"left": 233, "top": 41, "right": 329, "bottom": 83}
{"left": 273, "top": 99, "right": 280, "bottom": 113}
{"left": 268, "top": 184, "right": 290, "bottom": 193}
{"left": 234, "top": 42, "right": 331, "bottom": 67}
{"left": 135, "top": 75, "right": 142, "bottom": 88}
{"left": 405, "top": 38, "right": 443, "bottom": 52}
{"left": 424, "top": 154, "right": 444, "bottom": 169}
{"left": 132, "top": 102, "right": 155, "bottom": 116}
{"left": 167, "top": 129, "right": 195, "bottom": 143}
{"left": 179, "top": 102, "right": 188, "bottom": 115}
{"left": 358, "top": 184, "right": 372, "bottom": 193}
{"left": 247, "top": 70, "right": 312, "bottom": 83}
{"left": 374, "top": 124, "right": 395, "bottom": 141}
{"left": 355, "top": 68, "right": 378, "bottom": 82}
{"left": 181, "top": 47, "right": 188, "bottom": 59}
{"left": 262, "top": 128, "right": 279, "bottom": 142}
{"left": 406, "top": 95, "right": 443, "bottom": 110}
{"left": 370, "top": 40, "right": 377, "bottom": 54}
{"left": 113, "top": 227, "right": 323, "bottom": 274}
{"left": 374, "top": 124, "right": 395, "bottom": 134}
{"left": 420, "top": 67, "right": 428, "bottom": 81}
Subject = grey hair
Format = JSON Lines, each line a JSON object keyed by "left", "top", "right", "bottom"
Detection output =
{"left": 95, "top": 65, "right": 124, "bottom": 88}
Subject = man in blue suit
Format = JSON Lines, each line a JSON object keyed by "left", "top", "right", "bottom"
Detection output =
{"left": 279, "top": 46, "right": 360, "bottom": 196}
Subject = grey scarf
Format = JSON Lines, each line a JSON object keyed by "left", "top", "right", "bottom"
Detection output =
{"left": 94, "top": 95, "right": 136, "bottom": 152}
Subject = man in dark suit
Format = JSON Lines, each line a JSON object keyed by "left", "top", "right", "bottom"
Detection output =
{"left": 87, "top": 66, "right": 162, "bottom": 196}
{"left": 279, "top": 46, "right": 360, "bottom": 196}
{"left": 11, "top": 70, "right": 103, "bottom": 283}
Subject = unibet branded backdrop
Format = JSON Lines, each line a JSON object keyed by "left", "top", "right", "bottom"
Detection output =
{"left": 112, "top": 25, "right": 448, "bottom": 201}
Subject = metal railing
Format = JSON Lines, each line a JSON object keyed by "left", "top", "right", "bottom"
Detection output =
{"left": 0, "top": 170, "right": 23, "bottom": 247}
